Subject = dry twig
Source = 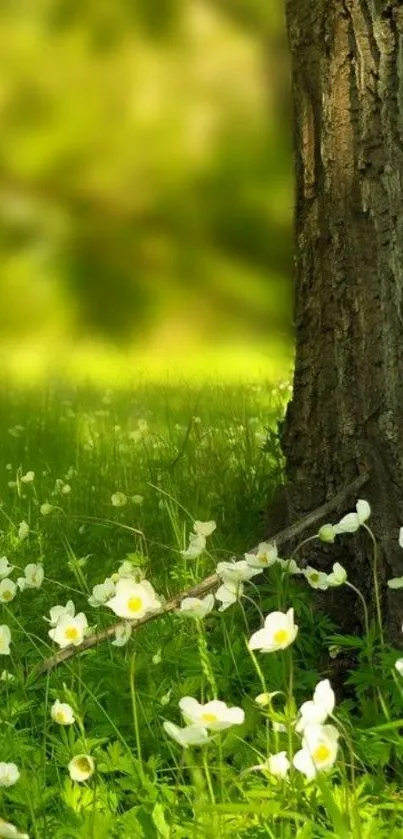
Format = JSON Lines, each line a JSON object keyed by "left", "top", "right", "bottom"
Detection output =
{"left": 34, "top": 471, "right": 369, "bottom": 677}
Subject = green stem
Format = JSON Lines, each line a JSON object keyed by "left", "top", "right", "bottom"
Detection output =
{"left": 130, "top": 652, "right": 145, "bottom": 785}
{"left": 363, "top": 524, "right": 384, "bottom": 645}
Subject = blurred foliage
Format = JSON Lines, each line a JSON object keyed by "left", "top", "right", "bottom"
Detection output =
{"left": 0, "top": 0, "right": 292, "bottom": 348}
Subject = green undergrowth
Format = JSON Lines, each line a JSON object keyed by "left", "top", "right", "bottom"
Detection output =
{"left": 0, "top": 378, "right": 402, "bottom": 838}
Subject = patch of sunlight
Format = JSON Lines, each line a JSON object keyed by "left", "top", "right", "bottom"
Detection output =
{"left": 0, "top": 340, "right": 293, "bottom": 388}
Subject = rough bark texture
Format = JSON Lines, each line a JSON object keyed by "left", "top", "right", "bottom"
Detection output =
{"left": 278, "top": 0, "right": 403, "bottom": 641}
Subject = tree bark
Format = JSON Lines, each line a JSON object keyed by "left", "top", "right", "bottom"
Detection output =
{"left": 279, "top": 0, "right": 403, "bottom": 640}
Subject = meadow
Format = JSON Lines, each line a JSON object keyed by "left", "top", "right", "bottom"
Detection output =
{"left": 1, "top": 370, "right": 403, "bottom": 839}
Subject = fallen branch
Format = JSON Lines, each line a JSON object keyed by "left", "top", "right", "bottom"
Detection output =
{"left": 34, "top": 471, "right": 369, "bottom": 677}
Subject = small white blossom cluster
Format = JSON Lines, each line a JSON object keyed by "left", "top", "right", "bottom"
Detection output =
{"left": 180, "top": 520, "right": 217, "bottom": 559}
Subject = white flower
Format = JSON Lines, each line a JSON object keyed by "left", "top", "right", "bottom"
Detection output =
{"left": 255, "top": 692, "right": 271, "bottom": 707}
{"left": 68, "top": 754, "right": 95, "bottom": 782}
{"left": 179, "top": 594, "right": 215, "bottom": 619}
{"left": 163, "top": 721, "right": 210, "bottom": 748}
{"left": 179, "top": 697, "right": 244, "bottom": 731}
{"left": 266, "top": 751, "right": 290, "bottom": 778}
{"left": 278, "top": 558, "right": 303, "bottom": 575}
{"left": 0, "top": 579, "right": 16, "bottom": 603}
{"left": 106, "top": 578, "right": 161, "bottom": 620}
{"left": 111, "top": 492, "right": 127, "bottom": 507}
{"left": 49, "top": 613, "right": 88, "bottom": 648}
{"left": 249, "top": 608, "right": 298, "bottom": 653}
{"left": 21, "top": 471, "right": 34, "bottom": 484}
{"left": 318, "top": 524, "right": 337, "bottom": 543}
{"left": 17, "top": 563, "right": 44, "bottom": 591}
{"left": 88, "top": 578, "right": 115, "bottom": 607}
{"left": 0, "top": 558, "right": 14, "bottom": 579}
{"left": 303, "top": 567, "right": 330, "bottom": 591}
{"left": 216, "top": 560, "right": 260, "bottom": 585}
{"left": 327, "top": 563, "right": 347, "bottom": 586}
{"left": 334, "top": 499, "right": 371, "bottom": 534}
{"left": 131, "top": 495, "right": 144, "bottom": 506}
{"left": 0, "top": 670, "right": 15, "bottom": 683}
{"left": 17, "top": 521, "right": 29, "bottom": 541}
{"left": 395, "top": 658, "right": 403, "bottom": 676}
{"left": 115, "top": 560, "right": 139, "bottom": 580}
{"left": 193, "top": 520, "right": 216, "bottom": 538}
{"left": 51, "top": 700, "right": 75, "bottom": 725}
{"left": 215, "top": 580, "right": 244, "bottom": 611}
{"left": 295, "top": 680, "right": 335, "bottom": 733}
{"left": 112, "top": 622, "right": 132, "bottom": 646}
{"left": 180, "top": 533, "right": 206, "bottom": 559}
{"left": 40, "top": 503, "right": 56, "bottom": 516}
{"left": 61, "top": 484, "right": 71, "bottom": 495}
{"left": 388, "top": 577, "right": 403, "bottom": 590}
{"left": 0, "top": 626, "right": 11, "bottom": 655}
{"left": 0, "top": 763, "right": 20, "bottom": 787}
{"left": 45, "top": 600, "right": 75, "bottom": 626}
{"left": 0, "top": 818, "right": 29, "bottom": 838}
{"left": 293, "top": 724, "right": 339, "bottom": 779}
{"left": 245, "top": 542, "right": 278, "bottom": 569}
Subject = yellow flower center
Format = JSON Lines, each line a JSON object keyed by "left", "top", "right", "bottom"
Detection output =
{"left": 273, "top": 629, "right": 289, "bottom": 645}
{"left": 55, "top": 711, "right": 66, "bottom": 723}
{"left": 257, "top": 553, "right": 268, "bottom": 565}
{"left": 310, "top": 573, "right": 319, "bottom": 582}
{"left": 2, "top": 591, "right": 12, "bottom": 601}
{"left": 75, "top": 757, "right": 91, "bottom": 773}
{"left": 201, "top": 712, "right": 217, "bottom": 723}
{"left": 65, "top": 626, "right": 79, "bottom": 641}
{"left": 128, "top": 596, "right": 143, "bottom": 613}
{"left": 313, "top": 743, "right": 331, "bottom": 763}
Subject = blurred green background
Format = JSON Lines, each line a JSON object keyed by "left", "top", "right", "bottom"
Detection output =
{"left": 0, "top": 0, "right": 292, "bottom": 379}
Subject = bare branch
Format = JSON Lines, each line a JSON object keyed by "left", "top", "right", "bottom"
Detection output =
{"left": 33, "top": 471, "right": 369, "bottom": 678}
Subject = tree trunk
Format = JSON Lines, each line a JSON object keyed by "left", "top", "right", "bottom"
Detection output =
{"left": 278, "top": 0, "right": 403, "bottom": 641}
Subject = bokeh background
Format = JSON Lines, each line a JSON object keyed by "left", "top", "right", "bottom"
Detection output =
{"left": 0, "top": 0, "right": 292, "bottom": 380}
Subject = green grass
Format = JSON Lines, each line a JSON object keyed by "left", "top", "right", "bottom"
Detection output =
{"left": 0, "top": 374, "right": 402, "bottom": 839}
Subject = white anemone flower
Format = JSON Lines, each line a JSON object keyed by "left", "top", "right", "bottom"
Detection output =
{"left": 0, "top": 579, "right": 16, "bottom": 604}
{"left": 334, "top": 499, "right": 371, "bottom": 534}
{"left": 0, "top": 763, "right": 20, "bottom": 787}
{"left": 18, "top": 521, "right": 29, "bottom": 541}
{"left": 0, "top": 818, "right": 29, "bottom": 838}
{"left": 51, "top": 700, "right": 75, "bottom": 726}
{"left": 388, "top": 577, "right": 403, "bottom": 590}
{"left": 40, "top": 503, "right": 57, "bottom": 516}
{"left": 395, "top": 658, "right": 403, "bottom": 676}
{"left": 17, "top": 563, "right": 44, "bottom": 591}
{"left": 88, "top": 578, "right": 115, "bottom": 607}
{"left": 106, "top": 578, "right": 161, "bottom": 620}
{"left": 318, "top": 524, "right": 337, "bottom": 543}
{"left": 21, "top": 471, "right": 35, "bottom": 484}
{"left": 0, "top": 670, "right": 15, "bottom": 683}
{"left": 216, "top": 560, "right": 260, "bottom": 585}
{"left": 163, "top": 721, "right": 210, "bottom": 748}
{"left": 131, "top": 495, "right": 144, "bottom": 506}
{"left": 193, "top": 520, "right": 216, "bottom": 538}
{"left": 278, "top": 558, "right": 303, "bottom": 575}
{"left": 111, "top": 492, "right": 127, "bottom": 507}
{"left": 179, "top": 697, "right": 244, "bottom": 731}
{"left": 180, "top": 533, "right": 206, "bottom": 559}
{"left": 0, "top": 626, "right": 11, "bottom": 655}
{"left": 265, "top": 751, "right": 290, "bottom": 778}
{"left": 49, "top": 613, "right": 88, "bottom": 648}
{"left": 327, "top": 563, "right": 347, "bottom": 586}
{"left": 303, "top": 567, "right": 330, "bottom": 590}
{"left": 179, "top": 594, "right": 215, "bottom": 619}
{"left": 293, "top": 724, "right": 339, "bottom": 779}
{"left": 295, "top": 680, "right": 335, "bottom": 733}
{"left": 0, "top": 558, "right": 14, "bottom": 579}
{"left": 249, "top": 608, "right": 298, "bottom": 653}
{"left": 112, "top": 622, "right": 132, "bottom": 646}
{"left": 68, "top": 754, "right": 95, "bottom": 782}
{"left": 215, "top": 580, "right": 244, "bottom": 611}
{"left": 45, "top": 600, "right": 75, "bottom": 626}
{"left": 245, "top": 542, "right": 278, "bottom": 569}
